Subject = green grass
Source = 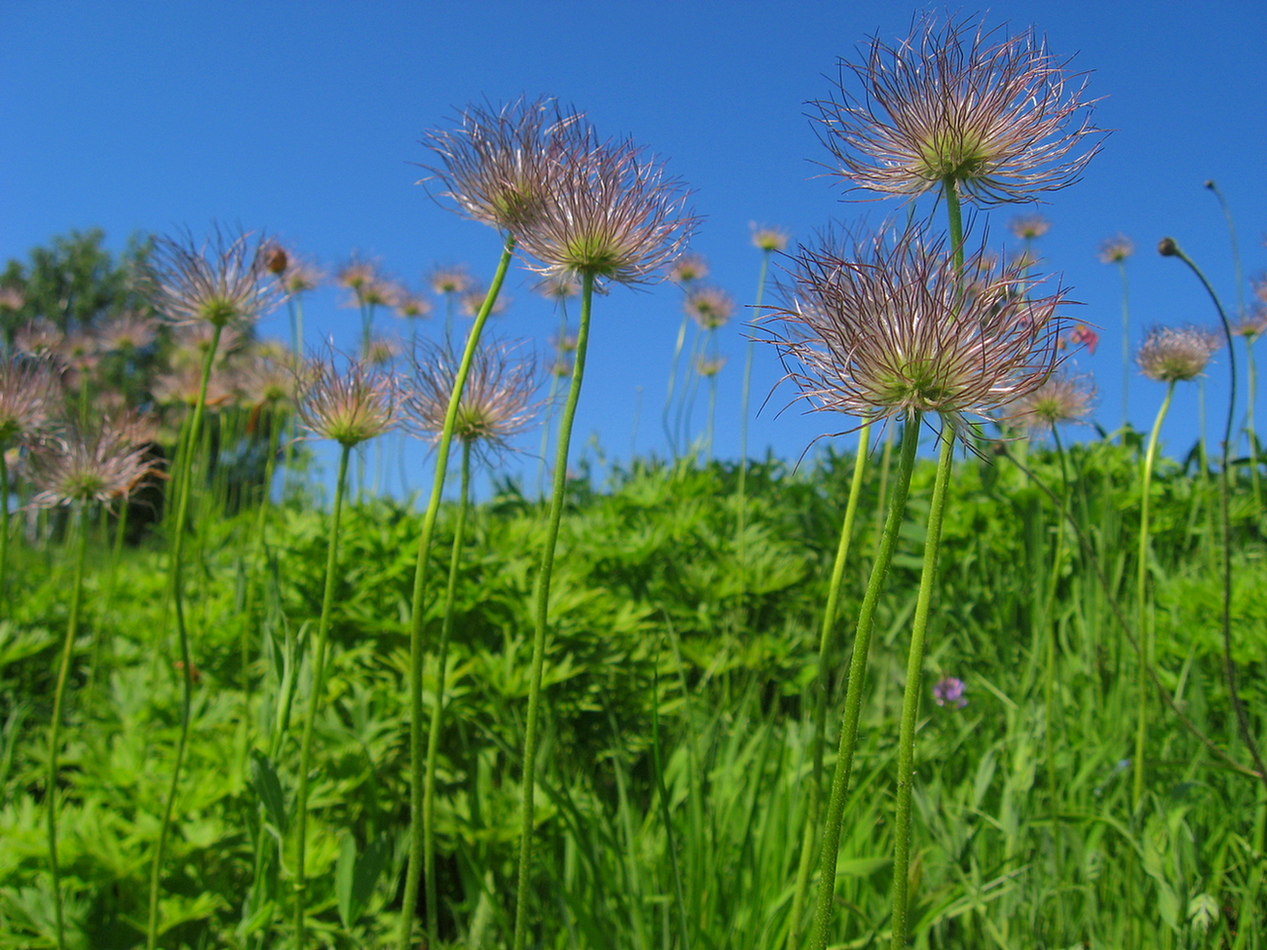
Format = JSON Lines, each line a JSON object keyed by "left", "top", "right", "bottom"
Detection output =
{"left": 0, "top": 440, "right": 1263, "bottom": 949}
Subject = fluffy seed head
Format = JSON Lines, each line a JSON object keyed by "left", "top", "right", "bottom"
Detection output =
{"left": 1010, "top": 213, "right": 1051, "bottom": 240}
{"left": 1098, "top": 233, "right": 1135, "bottom": 264}
{"left": 419, "top": 97, "right": 592, "bottom": 234}
{"left": 29, "top": 413, "right": 161, "bottom": 509}
{"left": 147, "top": 227, "right": 285, "bottom": 329}
{"left": 684, "top": 285, "right": 735, "bottom": 329}
{"left": 667, "top": 253, "right": 709, "bottom": 285}
{"left": 813, "top": 14, "right": 1103, "bottom": 204}
{"left": 764, "top": 224, "right": 1068, "bottom": 435}
{"left": 1007, "top": 370, "right": 1095, "bottom": 433}
{"left": 514, "top": 138, "right": 699, "bottom": 287}
{"left": 1136, "top": 326, "right": 1220, "bottom": 383}
{"left": 0, "top": 356, "right": 58, "bottom": 446}
{"left": 403, "top": 340, "right": 541, "bottom": 461}
{"left": 751, "top": 224, "right": 791, "bottom": 252}
{"left": 428, "top": 265, "right": 474, "bottom": 296}
{"left": 295, "top": 351, "right": 398, "bottom": 447}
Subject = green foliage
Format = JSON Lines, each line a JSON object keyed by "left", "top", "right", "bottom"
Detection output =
{"left": 0, "top": 440, "right": 1263, "bottom": 948}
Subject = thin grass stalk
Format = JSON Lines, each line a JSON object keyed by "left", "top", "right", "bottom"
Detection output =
{"left": 423, "top": 439, "right": 472, "bottom": 944}
{"left": 513, "top": 269, "right": 594, "bottom": 950}
{"left": 46, "top": 506, "right": 89, "bottom": 950}
{"left": 1133, "top": 379, "right": 1174, "bottom": 808}
{"left": 398, "top": 234, "right": 514, "bottom": 950}
{"left": 786, "top": 421, "right": 870, "bottom": 950}
{"left": 537, "top": 307, "right": 569, "bottom": 499}
{"left": 808, "top": 412, "right": 920, "bottom": 950}
{"left": 1246, "top": 336, "right": 1262, "bottom": 511}
{"left": 1045, "top": 424, "right": 1072, "bottom": 931}
{"left": 889, "top": 427, "right": 954, "bottom": 949}
{"left": 241, "top": 409, "right": 283, "bottom": 693}
{"left": 147, "top": 322, "right": 223, "bottom": 950}
{"left": 293, "top": 441, "right": 351, "bottom": 947}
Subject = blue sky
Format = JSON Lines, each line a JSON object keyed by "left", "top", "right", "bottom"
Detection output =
{"left": 3, "top": 1, "right": 1265, "bottom": 492}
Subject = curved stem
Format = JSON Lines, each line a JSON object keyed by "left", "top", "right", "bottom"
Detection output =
{"left": 512, "top": 270, "right": 594, "bottom": 950}
{"left": 889, "top": 429, "right": 954, "bottom": 949}
{"left": 398, "top": 234, "right": 514, "bottom": 950}
{"left": 786, "top": 421, "right": 870, "bottom": 949}
{"left": 738, "top": 247, "right": 773, "bottom": 602}
{"left": 808, "top": 413, "right": 920, "bottom": 950}
{"left": 293, "top": 442, "right": 352, "bottom": 947}
{"left": 1134, "top": 380, "right": 1174, "bottom": 808}
{"left": 47, "top": 507, "right": 89, "bottom": 950}
{"left": 147, "top": 321, "right": 222, "bottom": 950}
{"left": 423, "top": 440, "right": 472, "bottom": 944}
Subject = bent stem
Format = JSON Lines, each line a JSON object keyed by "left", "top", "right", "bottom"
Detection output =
{"left": 398, "top": 234, "right": 514, "bottom": 950}
{"left": 293, "top": 442, "right": 352, "bottom": 948}
{"left": 786, "top": 421, "right": 870, "bottom": 950}
{"left": 147, "top": 322, "right": 222, "bottom": 950}
{"left": 423, "top": 440, "right": 472, "bottom": 944}
{"left": 47, "top": 507, "right": 89, "bottom": 950}
{"left": 889, "top": 428, "right": 955, "bottom": 949}
{"left": 512, "top": 270, "right": 594, "bottom": 950}
{"left": 808, "top": 413, "right": 920, "bottom": 950}
{"left": 1134, "top": 379, "right": 1174, "bottom": 809}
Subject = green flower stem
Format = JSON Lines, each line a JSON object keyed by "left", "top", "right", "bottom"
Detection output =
{"left": 1118, "top": 261, "right": 1131, "bottom": 441}
{"left": 47, "top": 507, "right": 89, "bottom": 950}
{"left": 423, "top": 439, "right": 472, "bottom": 944}
{"left": 808, "top": 413, "right": 920, "bottom": 950}
{"left": 890, "top": 429, "right": 955, "bottom": 949}
{"left": 787, "top": 421, "right": 871, "bottom": 950}
{"left": 1247, "top": 337, "right": 1262, "bottom": 511}
{"left": 737, "top": 246, "right": 774, "bottom": 598}
{"left": 0, "top": 447, "right": 10, "bottom": 611}
{"left": 293, "top": 440, "right": 352, "bottom": 948}
{"left": 662, "top": 306, "right": 691, "bottom": 457}
{"left": 512, "top": 269, "right": 595, "bottom": 950}
{"left": 398, "top": 234, "right": 514, "bottom": 950}
{"left": 147, "top": 321, "right": 223, "bottom": 950}
{"left": 943, "top": 178, "right": 966, "bottom": 273}
{"left": 1134, "top": 379, "right": 1174, "bottom": 808}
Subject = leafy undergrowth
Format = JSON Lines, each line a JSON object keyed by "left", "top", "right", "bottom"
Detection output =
{"left": 2, "top": 441, "right": 1264, "bottom": 948}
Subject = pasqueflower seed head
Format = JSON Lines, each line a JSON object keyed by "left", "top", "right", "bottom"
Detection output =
{"left": 419, "top": 97, "right": 592, "bottom": 234}
{"left": 0, "top": 356, "right": 58, "bottom": 446}
{"left": 684, "top": 285, "right": 735, "bottom": 329}
{"left": 1136, "top": 326, "right": 1220, "bottom": 383}
{"left": 667, "top": 253, "right": 709, "bottom": 285}
{"left": 404, "top": 339, "right": 541, "bottom": 462}
{"left": 1009, "top": 213, "right": 1051, "bottom": 240}
{"left": 1007, "top": 370, "right": 1094, "bottom": 433}
{"left": 1098, "top": 233, "right": 1135, "bottom": 264}
{"left": 147, "top": 227, "right": 285, "bottom": 329}
{"left": 764, "top": 224, "right": 1068, "bottom": 436}
{"left": 515, "top": 137, "right": 699, "bottom": 287}
{"left": 813, "top": 13, "right": 1103, "bottom": 204}
{"left": 428, "top": 264, "right": 474, "bottom": 297}
{"left": 295, "top": 351, "right": 397, "bottom": 448}
{"left": 1233, "top": 306, "right": 1267, "bottom": 341}
{"left": 751, "top": 224, "right": 791, "bottom": 252}
{"left": 29, "top": 413, "right": 161, "bottom": 509}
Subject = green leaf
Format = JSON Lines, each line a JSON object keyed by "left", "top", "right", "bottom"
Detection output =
{"left": 336, "top": 834, "right": 390, "bottom": 929}
{"left": 249, "top": 749, "right": 287, "bottom": 836}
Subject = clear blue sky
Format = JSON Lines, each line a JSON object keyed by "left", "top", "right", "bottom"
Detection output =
{"left": 3, "top": 1, "right": 1264, "bottom": 492}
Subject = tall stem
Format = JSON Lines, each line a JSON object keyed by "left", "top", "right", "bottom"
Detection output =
{"left": 1134, "top": 380, "right": 1174, "bottom": 808}
{"left": 399, "top": 235, "right": 514, "bottom": 950}
{"left": 890, "top": 430, "right": 955, "bottom": 948}
{"left": 737, "top": 247, "right": 773, "bottom": 602}
{"left": 293, "top": 442, "right": 352, "bottom": 947}
{"left": 47, "top": 507, "right": 89, "bottom": 950}
{"left": 147, "top": 321, "right": 222, "bottom": 950}
{"left": 808, "top": 413, "right": 920, "bottom": 950}
{"left": 512, "top": 270, "right": 594, "bottom": 950}
{"left": 786, "top": 421, "right": 870, "bottom": 949}
{"left": 423, "top": 440, "right": 472, "bottom": 944}
{"left": 1118, "top": 262, "right": 1131, "bottom": 441}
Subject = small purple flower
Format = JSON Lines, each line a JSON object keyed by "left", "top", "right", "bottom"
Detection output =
{"left": 933, "top": 676, "right": 968, "bottom": 708}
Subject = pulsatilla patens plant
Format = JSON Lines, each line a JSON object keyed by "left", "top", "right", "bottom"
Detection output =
{"left": 812, "top": 13, "right": 1103, "bottom": 204}
{"left": 767, "top": 225, "right": 1068, "bottom": 439}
